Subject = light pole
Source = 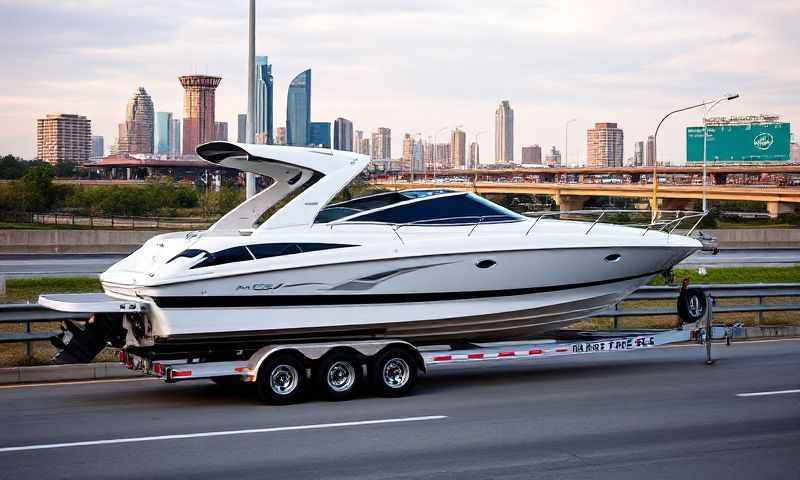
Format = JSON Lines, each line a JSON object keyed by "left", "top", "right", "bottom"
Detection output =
{"left": 651, "top": 93, "right": 739, "bottom": 221}
{"left": 410, "top": 132, "right": 422, "bottom": 183}
{"left": 245, "top": 0, "right": 257, "bottom": 199}
{"left": 564, "top": 118, "right": 576, "bottom": 167}
{"left": 701, "top": 97, "right": 736, "bottom": 210}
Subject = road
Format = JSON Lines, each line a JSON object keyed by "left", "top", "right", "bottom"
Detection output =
{"left": 1, "top": 249, "right": 799, "bottom": 278}
{"left": 0, "top": 339, "right": 798, "bottom": 479}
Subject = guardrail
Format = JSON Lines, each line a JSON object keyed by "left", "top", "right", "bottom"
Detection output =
{"left": 1, "top": 283, "right": 799, "bottom": 360}
{"left": 1, "top": 211, "right": 219, "bottom": 230}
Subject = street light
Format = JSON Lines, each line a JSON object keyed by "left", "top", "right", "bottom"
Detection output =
{"left": 651, "top": 93, "right": 739, "bottom": 221}
{"left": 564, "top": 118, "right": 576, "bottom": 167}
{"left": 701, "top": 95, "right": 738, "bottom": 210}
{"left": 245, "top": 0, "right": 257, "bottom": 199}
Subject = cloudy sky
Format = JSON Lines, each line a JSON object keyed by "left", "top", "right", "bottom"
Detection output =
{"left": 2, "top": 0, "right": 798, "bottom": 164}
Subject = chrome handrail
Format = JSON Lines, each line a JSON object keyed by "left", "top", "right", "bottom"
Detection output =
{"left": 523, "top": 209, "right": 706, "bottom": 239}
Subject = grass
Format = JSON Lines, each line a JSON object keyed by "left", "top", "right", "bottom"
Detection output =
{"left": 648, "top": 265, "right": 800, "bottom": 286}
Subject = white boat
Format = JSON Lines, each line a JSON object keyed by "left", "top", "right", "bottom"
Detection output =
{"left": 42, "top": 142, "right": 702, "bottom": 359}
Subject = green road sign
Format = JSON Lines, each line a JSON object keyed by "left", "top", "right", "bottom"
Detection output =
{"left": 686, "top": 122, "right": 790, "bottom": 162}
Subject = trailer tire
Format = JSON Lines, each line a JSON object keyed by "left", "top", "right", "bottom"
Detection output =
{"left": 315, "top": 350, "right": 363, "bottom": 401}
{"left": 370, "top": 347, "right": 417, "bottom": 398}
{"left": 677, "top": 288, "right": 707, "bottom": 324}
{"left": 256, "top": 352, "right": 308, "bottom": 405}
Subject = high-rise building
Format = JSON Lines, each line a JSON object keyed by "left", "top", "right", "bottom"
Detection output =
{"left": 237, "top": 113, "right": 247, "bottom": 143}
{"left": 495, "top": 100, "right": 514, "bottom": 163}
{"left": 309, "top": 121, "right": 331, "bottom": 148}
{"left": 334, "top": 117, "right": 353, "bottom": 151}
{"left": 154, "top": 111, "right": 173, "bottom": 155}
{"left": 435, "top": 143, "right": 451, "bottom": 166}
{"left": 586, "top": 122, "right": 624, "bottom": 167}
{"left": 36, "top": 113, "right": 91, "bottom": 164}
{"left": 371, "top": 128, "right": 391, "bottom": 161}
{"left": 402, "top": 133, "right": 414, "bottom": 169}
{"left": 170, "top": 119, "right": 181, "bottom": 158}
{"left": 353, "top": 130, "right": 364, "bottom": 154}
{"left": 521, "top": 145, "right": 542, "bottom": 164}
{"left": 255, "top": 56, "right": 274, "bottom": 144}
{"left": 360, "top": 138, "right": 370, "bottom": 157}
{"left": 450, "top": 128, "right": 466, "bottom": 168}
{"left": 469, "top": 142, "right": 480, "bottom": 168}
{"left": 118, "top": 87, "right": 154, "bottom": 154}
{"left": 646, "top": 135, "right": 656, "bottom": 166}
{"left": 412, "top": 138, "right": 424, "bottom": 172}
{"left": 215, "top": 121, "right": 228, "bottom": 141}
{"left": 286, "top": 69, "right": 311, "bottom": 146}
{"left": 544, "top": 146, "right": 562, "bottom": 166}
{"left": 90, "top": 135, "right": 104, "bottom": 160}
{"left": 179, "top": 75, "right": 221, "bottom": 156}
{"left": 634, "top": 141, "right": 644, "bottom": 166}
{"left": 275, "top": 127, "right": 287, "bottom": 145}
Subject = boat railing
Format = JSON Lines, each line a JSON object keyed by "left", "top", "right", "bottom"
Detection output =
{"left": 523, "top": 209, "right": 708, "bottom": 238}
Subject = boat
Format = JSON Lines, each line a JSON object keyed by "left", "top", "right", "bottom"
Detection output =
{"left": 40, "top": 142, "right": 703, "bottom": 361}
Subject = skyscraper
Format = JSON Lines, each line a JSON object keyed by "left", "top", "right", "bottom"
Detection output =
{"left": 371, "top": 128, "right": 391, "bottom": 161}
{"left": 118, "top": 87, "right": 154, "bottom": 154}
{"left": 412, "top": 138, "right": 424, "bottom": 172}
{"left": 646, "top": 135, "right": 656, "bottom": 166}
{"left": 334, "top": 117, "right": 353, "bottom": 151}
{"left": 170, "top": 119, "right": 181, "bottom": 158}
{"left": 275, "top": 127, "right": 287, "bottom": 145}
{"left": 469, "top": 142, "right": 480, "bottom": 167}
{"left": 360, "top": 138, "right": 370, "bottom": 157}
{"left": 495, "top": 100, "right": 514, "bottom": 163}
{"left": 634, "top": 141, "right": 644, "bottom": 166}
{"left": 450, "top": 127, "right": 466, "bottom": 168}
{"left": 255, "top": 56, "right": 274, "bottom": 144}
{"left": 353, "top": 130, "right": 364, "bottom": 154}
{"left": 215, "top": 121, "right": 228, "bottom": 141}
{"left": 402, "top": 133, "right": 413, "bottom": 169}
{"left": 36, "top": 113, "right": 91, "bottom": 164}
{"left": 154, "top": 111, "right": 173, "bottom": 155}
{"left": 544, "top": 146, "right": 562, "bottom": 166}
{"left": 586, "top": 122, "right": 624, "bottom": 167}
{"left": 237, "top": 113, "right": 247, "bottom": 143}
{"left": 521, "top": 145, "right": 542, "bottom": 164}
{"left": 286, "top": 69, "right": 311, "bottom": 146}
{"left": 179, "top": 75, "right": 221, "bottom": 155}
{"left": 309, "top": 121, "right": 331, "bottom": 148}
{"left": 90, "top": 135, "right": 104, "bottom": 159}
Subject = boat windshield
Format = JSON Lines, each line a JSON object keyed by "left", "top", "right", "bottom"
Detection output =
{"left": 317, "top": 191, "right": 524, "bottom": 225}
{"left": 314, "top": 189, "right": 454, "bottom": 223}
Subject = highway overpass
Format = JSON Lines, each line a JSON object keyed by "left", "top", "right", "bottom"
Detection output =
{"left": 373, "top": 180, "right": 800, "bottom": 217}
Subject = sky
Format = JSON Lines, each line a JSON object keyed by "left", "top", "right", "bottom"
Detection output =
{"left": 1, "top": 0, "right": 798, "bottom": 165}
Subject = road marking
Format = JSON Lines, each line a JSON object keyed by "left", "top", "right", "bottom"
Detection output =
{"left": 0, "top": 377, "right": 156, "bottom": 390}
{"left": 0, "top": 415, "right": 447, "bottom": 453}
{"left": 736, "top": 389, "right": 800, "bottom": 398}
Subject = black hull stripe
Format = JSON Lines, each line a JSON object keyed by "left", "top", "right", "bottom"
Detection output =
{"left": 152, "top": 270, "right": 660, "bottom": 309}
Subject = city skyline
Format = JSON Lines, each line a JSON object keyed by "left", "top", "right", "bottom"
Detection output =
{"left": 2, "top": 1, "right": 798, "bottom": 164}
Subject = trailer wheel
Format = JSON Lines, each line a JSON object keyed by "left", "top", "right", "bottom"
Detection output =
{"left": 370, "top": 348, "right": 417, "bottom": 397}
{"left": 677, "top": 287, "right": 707, "bottom": 324}
{"left": 315, "top": 350, "right": 363, "bottom": 401}
{"left": 256, "top": 352, "right": 308, "bottom": 405}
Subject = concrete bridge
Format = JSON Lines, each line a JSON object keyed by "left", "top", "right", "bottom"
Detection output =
{"left": 372, "top": 180, "right": 800, "bottom": 217}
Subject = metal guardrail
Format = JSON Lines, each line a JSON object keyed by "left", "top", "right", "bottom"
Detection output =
{"left": 1, "top": 283, "right": 799, "bottom": 359}
{"left": 1, "top": 211, "right": 219, "bottom": 230}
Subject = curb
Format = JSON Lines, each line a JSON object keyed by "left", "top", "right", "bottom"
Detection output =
{"left": 0, "top": 362, "right": 143, "bottom": 385}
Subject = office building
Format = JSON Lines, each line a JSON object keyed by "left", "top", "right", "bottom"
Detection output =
{"left": 237, "top": 113, "right": 247, "bottom": 143}
{"left": 634, "top": 141, "right": 644, "bottom": 166}
{"left": 275, "top": 127, "right": 287, "bottom": 145}
{"left": 412, "top": 138, "right": 424, "bottom": 171}
{"left": 402, "top": 133, "right": 414, "bottom": 169}
{"left": 309, "top": 121, "right": 331, "bottom": 148}
{"left": 371, "top": 128, "right": 391, "bottom": 161}
{"left": 521, "top": 144, "right": 542, "bottom": 164}
{"left": 154, "top": 111, "right": 173, "bottom": 155}
{"left": 469, "top": 142, "right": 480, "bottom": 167}
{"left": 118, "top": 87, "right": 154, "bottom": 154}
{"left": 435, "top": 143, "right": 451, "bottom": 166}
{"left": 450, "top": 127, "right": 466, "bottom": 168}
{"left": 90, "top": 135, "right": 104, "bottom": 160}
{"left": 646, "top": 135, "right": 656, "bottom": 166}
{"left": 179, "top": 74, "right": 221, "bottom": 155}
{"left": 170, "top": 118, "right": 181, "bottom": 158}
{"left": 495, "top": 100, "right": 514, "bottom": 163}
{"left": 286, "top": 69, "right": 311, "bottom": 146}
{"left": 36, "top": 113, "right": 91, "bottom": 164}
{"left": 255, "top": 56, "right": 274, "bottom": 144}
{"left": 586, "top": 122, "right": 624, "bottom": 167}
{"left": 544, "top": 146, "right": 562, "bottom": 166}
{"left": 360, "top": 138, "right": 370, "bottom": 157}
{"left": 353, "top": 130, "right": 364, "bottom": 154}
{"left": 334, "top": 117, "right": 353, "bottom": 151}
{"left": 215, "top": 121, "right": 228, "bottom": 142}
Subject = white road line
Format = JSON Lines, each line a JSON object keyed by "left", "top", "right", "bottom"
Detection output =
{"left": 0, "top": 415, "right": 448, "bottom": 453}
{"left": 0, "top": 377, "right": 156, "bottom": 390}
{"left": 736, "top": 389, "right": 800, "bottom": 398}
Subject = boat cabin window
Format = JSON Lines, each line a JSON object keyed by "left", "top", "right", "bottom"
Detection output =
{"left": 188, "top": 243, "right": 356, "bottom": 269}
{"left": 191, "top": 246, "right": 253, "bottom": 269}
{"left": 315, "top": 189, "right": 454, "bottom": 223}
{"left": 345, "top": 193, "right": 523, "bottom": 225}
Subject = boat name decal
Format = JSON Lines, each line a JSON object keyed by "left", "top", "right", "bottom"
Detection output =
{"left": 236, "top": 283, "right": 283, "bottom": 292}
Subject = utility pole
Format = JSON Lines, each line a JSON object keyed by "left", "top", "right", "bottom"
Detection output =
{"left": 245, "top": 0, "right": 257, "bottom": 199}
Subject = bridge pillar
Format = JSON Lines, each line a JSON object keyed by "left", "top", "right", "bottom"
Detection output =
{"left": 767, "top": 201, "right": 795, "bottom": 218}
{"left": 555, "top": 195, "right": 588, "bottom": 212}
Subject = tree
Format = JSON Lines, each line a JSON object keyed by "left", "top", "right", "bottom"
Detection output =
{"left": 16, "top": 164, "right": 56, "bottom": 212}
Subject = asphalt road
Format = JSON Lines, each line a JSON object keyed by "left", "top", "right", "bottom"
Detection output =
{"left": 0, "top": 339, "right": 798, "bottom": 479}
{"left": 1, "top": 249, "right": 799, "bottom": 278}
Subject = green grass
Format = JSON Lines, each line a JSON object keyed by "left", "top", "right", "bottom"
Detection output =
{"left": 2, "top": 277, "right": 102, "bottom": 304}
{"left": 648, "top": 265, "right": 800, "bottom": 286}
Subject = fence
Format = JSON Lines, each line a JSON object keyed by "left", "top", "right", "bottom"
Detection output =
{"left": 1, "top": 211, "right": 218, "bottom": 230}
{"left": 1, "top": 283, "right": 799, "bottom": 361}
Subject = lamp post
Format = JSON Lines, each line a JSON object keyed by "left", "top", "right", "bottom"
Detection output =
{"left": 245, "top": 0, "right": 257, "bottom": 199}
{"left": 651, "top": 93, "right": 739, "bottom": 221}
{"left": 701, "top": 97, "right": 736, "bottom": 210}
{"left": 564, "top": 118, "right": 576, "bottom": 167}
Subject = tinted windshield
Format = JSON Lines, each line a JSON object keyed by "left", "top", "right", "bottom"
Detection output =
{"left": 315, "top": 189, "right": 455, "bottom": 223}
{"left": 345, "top": 193, "right": 523, "bottom": 225}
